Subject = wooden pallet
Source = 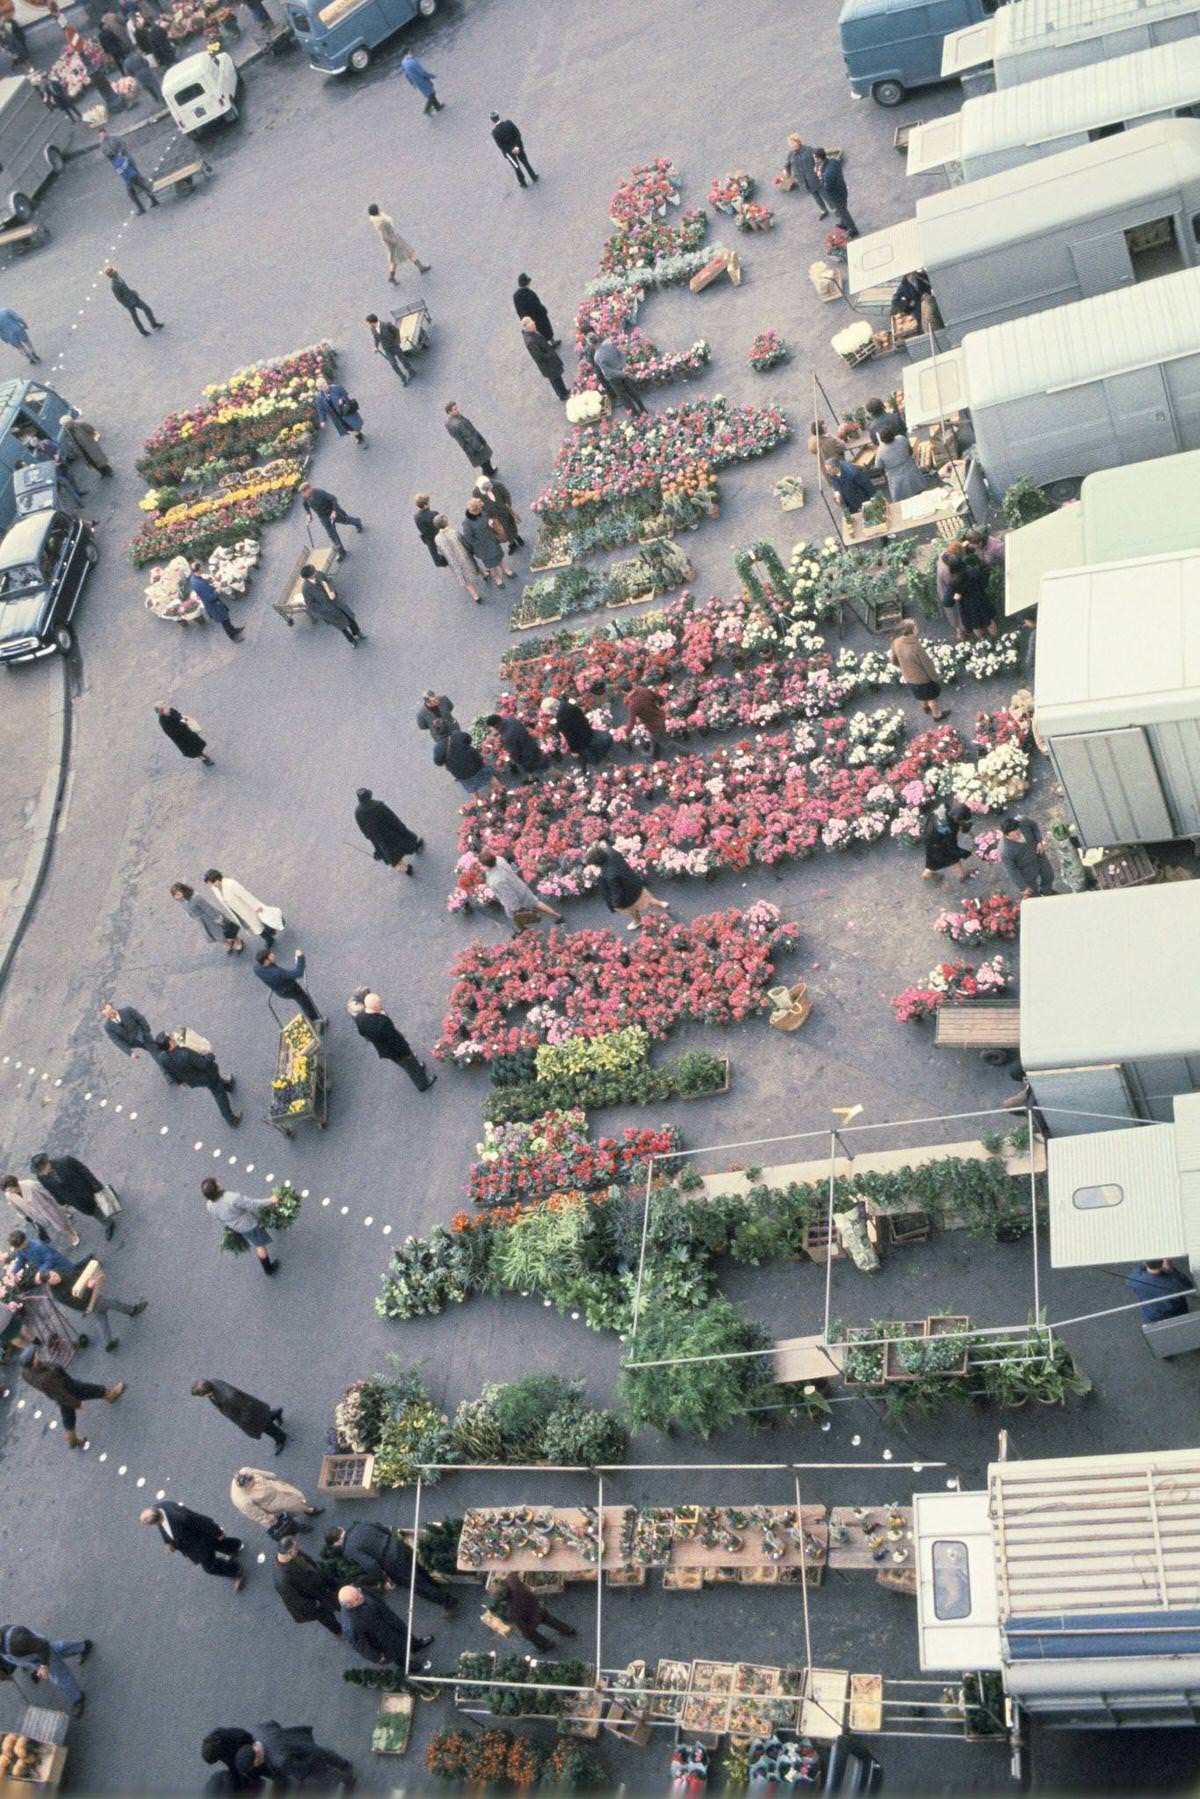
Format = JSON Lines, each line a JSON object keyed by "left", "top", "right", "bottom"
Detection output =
{"left": 934, "top": 1003, "right": 1020, "bottom": 1050}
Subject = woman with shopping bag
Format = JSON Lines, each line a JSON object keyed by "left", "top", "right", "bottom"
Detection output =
{"left": 203, "top": 870, "right": 287, "bottom": 947}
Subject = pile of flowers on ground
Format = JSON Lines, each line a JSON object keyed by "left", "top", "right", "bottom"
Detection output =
{"left": 573, "top": 285, "right": 710, "bottom": 395}
{"left": 143, "top": 539, "right": 260, "bottom": 617}
{"left": 437, "top": 905, "right": 800, "bottom": 1063}
{"left": 749, "top": 329, "right": 788, "bottom": 372}
{"left": 130, "top": 458, "right": 305, "bottom": 566}
{"left": 467, "top": 1110, "right": 679, "bottom": 1206}
{"left": 934, "top": 891, "right": 1021, "bottom": 943}
{"left": 890, "top": 954, "right": 1011, "bottom": 1022}
{"left": 136, "top": 342, "right": 334, "bottom": 486}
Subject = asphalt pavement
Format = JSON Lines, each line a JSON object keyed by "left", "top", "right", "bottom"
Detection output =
{"left": 0, "top": 2, "right": 1191, "bottom": 1793}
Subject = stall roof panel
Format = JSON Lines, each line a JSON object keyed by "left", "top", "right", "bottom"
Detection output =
{"left": 1047, "top": 1121, "right": 1183, "bottom": 1265}
{"left": 961, "top": 265, "right": 1200, "bottom": 411}
{"left": 913, "top": 1490, "right": 1002, "bottom": 1671}
{"left": 1004, "top": 506, "right": 1085, "bottom": 616}
{"left": 847, "top": 217, "right": 923, "bottom": 296}
{"left": 905, "top": 113, "right": 963, "bottom": 176}
{"left": 997, "top": 0, "right": 1200, "bottom": 52}
{"left": 942, "top": 16, "right": 998, "bottom": 76}
{"left": 1020, "top": 884, "right": 1200, "bottom": 1069}
{"left": 1034, "top": 550, "right": 1200, "bottom": 730}
{"left": 902, "top": 345, "right": 967, "bottom": 428}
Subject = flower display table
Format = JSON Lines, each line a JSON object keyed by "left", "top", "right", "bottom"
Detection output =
{"left": 827, "top": 1507, "right": 914, "bottom": 1571}
{"left": 457, "top": 1504, "right": 828, "bottom": 1581}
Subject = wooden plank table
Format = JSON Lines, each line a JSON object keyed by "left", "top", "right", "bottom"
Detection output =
{"left": 935, "top": 1003, "right": 1021, "bottom": 1051}
{"left": 827, "top": 1506, "right": 914, "bottom": 1571}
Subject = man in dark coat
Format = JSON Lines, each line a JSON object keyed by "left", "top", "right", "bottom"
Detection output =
{"left": 520, "top": 318, "right": 568, "bottom": 400}
{"left": 823, "top": 455, "right": 875, "bottom": 516}
{"left": 783, "top": 133, "right": 827, "bottom": 217}
{"left": 490, "top": 110, "right": 537, "bottom": 186}
{"left": 513, "top": 272, "right": 557, "bottom": 345}
{"left": 103, "top": 264, "right": 163, "bottom": 334}
{"left": 443, "top": 401, "right": 496, "bottom": 476}
{"left": 201, "top": 1728, "right": 258, "bottom": 1793}
{"left": 31, "top": 1152, "right": 118, "bottom": 1241}
{"left": 140, "top": 1501, "right": 245, "bottom": 1586}
{"left": 20, "top": 1345, "right": 124, "bottom": 1447}
{"left": 502, "top": 1572, "right": 577, "bottom": 1652}
{"left": 300, "top": 565, "right": 363, "bottom": 644}
{"left": 366, "top": 312, "right": 414, "bottom": 384}
{"left": 545, "top": 695, "right": 612, "bottom": 769}
{"left": 415, "top": 690, "right": 454, "bottom": 734}
{"left": 100, "top": 999, "right": 157, "bottom": 1062}
{"left": 155, "top": 703, "right": 213, "bottom": 766}
{"left": 349, "top": 991, "right": 435, "bottom": 1091}
{"left": 337, "top": 1584, "right": 431, "bottom": 1665}
{"left": 412, "top": 496, "right": 446, "bottom": 566}
{"left": 155, "top": 1034, "right": 242, "bottom": 1127}
{"left": 253, "top": 947, "right": 324, "bottom": 1028}
{"left": 431, "top": 720, "right": 495, "bottom": 791}
{"left": 192, "top": 1377, "right": 287, "bottom": 1451}
{"left": 813, "top": 148, "right": 858, "bottom": 238}
{"left": 187, "top": 564, "right": 242, "bottom": 642}
{"left": 484, "top": 712, "right": 549, "bottom": 782}
{"left": 327, "top": 1521, "right": 457, "bottom": 1611}
{"left": 300, "top": 483, "right": 363, "bottom": 557}
{"left": 235, "top": 1722, "right": 354, "bottom": 1787}
{"left": 1126, "top": 1259, "right": 1193, "bottom": 1324}
{"left": 354, "top": 788, "right": 422, "bottom": 875}
{"left": 273, "top": 1538, "right": 341, "bottom": 1636}
{"left": 999, "top": 816, "right": 1054, "bottom": 899}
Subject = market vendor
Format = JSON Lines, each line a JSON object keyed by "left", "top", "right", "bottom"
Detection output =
{"left": 1126, "top": 1259, "right": 1192, "bottom": 1324}
{"left": 890, "top": 268, "right": 939, "bottom": 334}
{"left": 823, "top": 454, "right": 875, "bottom": 517}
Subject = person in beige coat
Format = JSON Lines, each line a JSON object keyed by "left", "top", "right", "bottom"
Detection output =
{"left": 1, "top": 1175, "right": 81, "bottom": 1247}
{"left": 230, "top": 1467, "right": 323, "bottom": 1538}
{"left": 366, "top": 204, "right": 430, "bottom": 283}
{"left": 432, "top": 514, "right": 482, "bottom": 604}
{"left": 204, "top": 871, "right": 286, "bottom": 947}
{"left": 889, "top": 620, "right": 948, "bottom": 720}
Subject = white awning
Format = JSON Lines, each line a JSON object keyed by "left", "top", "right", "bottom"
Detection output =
{"left": 942, "top": 17, "right": 997, "bottom": 76}
{"left": 914, "top": 1490, "right": 1002, "bottom": 1672}
{"left": 847, "top": 217, "right": 923, "bottom": 298}
{"left": 902, "top": 347, "right": 967, "bottom": 429}
{"left": 1047, "top": 1123, "right": 1185, "bottom": 1267}
{"left": 1004, "top": 505, "right": 1084, "bottom": 615}
{"left": 906, "top": 114, "right": 963, "bottom": 177}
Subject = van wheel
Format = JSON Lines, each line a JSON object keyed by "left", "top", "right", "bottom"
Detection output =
{"left": 872, "top": 79, "right": 906, "bottom": 106}
{"left": 54, "top": 624, "right": 73, "bottom": 654}
{"left": 349, "top": 44, "right": 370, "bottom": 70}
{"left": 9, "top": 193, "right": 32, "bottom": 222}
{"left": 45, "top": 145, "right": 65, "bottom": 174}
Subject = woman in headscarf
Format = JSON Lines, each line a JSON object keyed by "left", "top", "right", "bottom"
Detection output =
{"left": 353, "top": 788, "right": 423, "bottom": 877}
{"left": 921, "top": 799, "right": 974, "bottom": 883}
{"left": 874, "top": 425, "right": 932, "bottom": 501}
{"left": 314, "top": 377, "right": 366, "bottom": 448}
{"left": 155, "top": 703, "right": 213, "bottom": 767}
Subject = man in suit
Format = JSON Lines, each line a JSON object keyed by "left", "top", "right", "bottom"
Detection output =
{"left": 156, "top": 1034, "right": 242, "bottom": 1126}
{"left": 192, "top": 1378, "right": 287, "bottom": 1451}
{"left": 253, "top": 948, "right": 324, "bottom": 1028}
{"left": 235, "top": 1723, "right": 354, "bottom": 1787}
{"left": 490, "top": 111, "right": 537, "bottom": 186}
{"left": 273, "top": 1537, "right": 342, "bottom": 1636}
{"left": 31, "top": 1152, "right": 118, "bottom": 1242}
{"left": 367, "top": 312, "right": 414, "bottom": 384}
{"left": 100, "top": 1000, "right": 162, "bottom": 1068}
{"left": 349, "top": 991, "right": 435, "bottom": 1091}
{"left": 512, "top": 272, "right": 557, "bottom": 346}
{"left": 327, "top": 1522, "right": 457, "bottom": 1612}
{"left": 337, "top": 1584, "right": 432, "bottom": 1666}
{"left": 443, "top": 402, "right": 496, "bottom": 476}
{"left": 521, "top": 318, "right": 569, "bottom": 401}
{"left": 412, "top": 498, "right": 446, "bottom": 566}
{"left": 139, "top": 1502, "right": 245, "bottom": 1588}
{"left": 813, "top": 148, "right": 858, "bottom": 238}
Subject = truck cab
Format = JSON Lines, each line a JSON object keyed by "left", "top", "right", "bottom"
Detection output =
{"left": 287, "top": 0, "right": 434, "bottom": 74}
{"left": 839, "top": 0, "right": 1002, "bottom": 105}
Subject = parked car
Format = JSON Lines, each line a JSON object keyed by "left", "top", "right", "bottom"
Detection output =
{"left": 0, "top": 508, "right": 96, "bottom": 663}
{"left": 286, "top": 0, "right": 434, "bottom": 74}
{"left": 163, "top": 50, "right": 239, "bottom": 134}
{"left": 838, "top": 0, "right": 1001, "bottom": 106}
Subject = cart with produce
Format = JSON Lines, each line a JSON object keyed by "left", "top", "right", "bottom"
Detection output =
{"left": 266, "top": 1010, "right": 329, "bottom": 1137}
{"left": 392, "top": 298, "right": 432, "bottom": 357}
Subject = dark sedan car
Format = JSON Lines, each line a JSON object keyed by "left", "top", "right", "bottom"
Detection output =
{"left": 0, "top": 507, "right": 96, "bottom": 664}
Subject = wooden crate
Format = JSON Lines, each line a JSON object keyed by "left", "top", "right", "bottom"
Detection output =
{"left": 605, "top": 1565, "right": 647, "bottom": 1588}
{"left": 372, "top": 1693, "right": 413, "bottom": 1757}
{"left": 849, "top": 1675, "right": 883, "bottom": 1733}
{"left": 317, "top": 1452, "right": 378, "bottom": 1498}
{"left": 737, "top": 1564, "right": 780, "bottom": 1586}
{"left": 876, "top": 1565, "right": 917, "bottom": 1596}
{"left": 662, "top": 1566, "right": 704, "bottom": 1592}
{"left": 604, "top": 1699, "right": 653, "bottom": 1746}
{"left": 800, "top": 1216, "right": 845, "bottom": 1264}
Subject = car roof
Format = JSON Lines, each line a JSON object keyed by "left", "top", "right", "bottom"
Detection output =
{"left": 0, "top": 509, "right": 58, "bottom": 565}
{"left": 164, "top": 50, "right": 231, "bottom": 89}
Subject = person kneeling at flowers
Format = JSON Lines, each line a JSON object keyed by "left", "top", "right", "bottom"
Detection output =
{"left": 479, "top": 851, "right": 562, "bottom": 935}
{"left": 586, "top": 844, "right": 669, "bottom": 931}
{"left": 921, "top": 798, "right": 974, "bottom": 884}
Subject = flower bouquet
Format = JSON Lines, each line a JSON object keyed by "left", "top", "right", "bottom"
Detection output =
{"left": 890, "top": 955, "right": 1011, "bottom": 1021}
{"left": 750, "top": 330, "right": 788, "bottom": 373}
{"left": 708, "top": 170, "right": 754, "bottom": 214}
{"left": 221, "top": 1181, "right": 302, "bottom": 1253}
{"left": 737, "top": 198, "right": 775, "bottom": 232}
{"left": 933, "top": 891, "right": 1020, "bottom": 944}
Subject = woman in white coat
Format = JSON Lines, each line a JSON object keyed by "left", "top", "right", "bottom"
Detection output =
{"left": 203, "top": 869, "right": 286, "bottom": 946}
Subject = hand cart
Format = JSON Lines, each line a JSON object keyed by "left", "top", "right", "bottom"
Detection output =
{"left": 0, "top": 219, "right": 48, "bottom": 260}
{"left": 274, "top": 542, "right": 337, "bottom": 627}
{"left": 151, "top": 158, "right": 212, "bottom": 201}
{"left": 265, "top": 1007, "right": 329, "bottom": 1137}
{"left": 392, "top": 297, "right": 432, "bottom": 356}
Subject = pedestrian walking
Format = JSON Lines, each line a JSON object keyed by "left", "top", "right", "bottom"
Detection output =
{"left": 483, "top": 711, "right": 548, "bottom": 781}
{"left": 201, "top": 1181, "right": 279, "bottom": 1270}
{"left": 944, "top": 549, "right": 997, "bottom": 640}
{"left": 585, "top": 844, "right": 669, "bottom": 930}
{"left": 889, "top": 620, "right": 948, "bottom": 720}
{"left": 490, "top": 110, "right": 537, "bottom": 185}
{"left": 299, "top": 564, "right": 364, "bottom": 643}
{"left": 0, "top": 308, "right": 38, "bottom": 364}
{"left": 460, "top": 496, "right": 514, "bottom": 587}
{"left": 99, "top": 999, "right": 163, "bottom": 1070}
{"left": 186, "top": 563, "right": 242, "bottom": 638}
{"left": 874, "top": 426, "right": 931, "bottom": 501}
{"left": 170, "top": 882, "right": 244, "bottom": 955}
{"left": 40, "top": 74, "right": 80, "bottom": 122}
{"left": 921, "top": 799, "right": 974, "bottom": 883}
{"left": 813, "top": 147, "right": 858, "bottom": 237}
{"left": 587, "top": 334, "right": 645, "bottom": 415}
{"left": 326, "top": 1521, "right": 458, "bottom": 1611}
{"left": 61, "top": 412, "right": 112, "bottom": 477}
{"left": 204, "top": 871, "right": 285, "bottom": 945}
{"left": 193, "top": 1378, "right": 287, "bottom": 1451}
{"left": 366, "top": 203, "right": 430, "bottom": 282}
{"left": 139, "top": 1502, "right": 245, "bottom": 1587}
{"left": 158, "top": 1035, "right": 242, "bottom": 1127}
{"left": 513, "top": 272, "right": 557, "bottom": 344}
{"left": 443, "top": 401, "right": 496, "bottom": 475}
{"left": 30, "top": 1153, "right": 120, "bottom": 1242}
{"left": 110, "top": 148, "right": 159, "bottom": 212}
{"left": 431, "top": 717, "right": 496, "bottom": 793}
{"left": 300, "top": 482, "right": 363, "bottom": 557}
{"left": 132, "top": 12, "right": 175, "bottom": 64}
{"left": 273, "top": 1540, "right": 341, "bottom": 1636}
{"left": 543, "top": 694, "right": 613, "bottom": 769}
{"left": 781, "top": 134, "right": 827, "bottom": 217}
{"left": 412, "top": 495, "right": 446, "bottom": 565}
{"left": 521, "top": 317, "right": 568, "bottom": 400}
{"left": 348, "top": 990, "right": 435, "bottom": 1091}
{"left": 34, "top": 1257, "right": 147, "bottom": 1353}
{"left": 432, "top": 514, "right": 482, "bottom": 603}
{"left": 354, "top": 787, "right": 423, "bottom": 876}
{"left": 0, "top": 1626, "right": 92, "bottom": 1715}
{"left": 622, "top": 681, "right": 668, "bottom": 758}
{"left": 400, "top": 49, "right": 442, "bottom": 113}
{"left": 415, "top": 690, "right": 455, "bottom": 735}
{"left": 235, "top": 1724, "right": 354, "bottom": 1788}
{"left": 253, "top": 947, "right": 324, "bottom": 1029}
{"left": 367, "top": 312, "right": 414, "bottom": 384}
{"left": 2, "top": 1174, "right": 80, "bottom": 1247}
{"left": 201, "top": 1728, "right": 255, "bottom": 1791}
{"left": 18, "top": 1344, "right": 124, "bottom": 1449}
{"left": 231, "top": 1467, "right": 323, "bottom": 1538}
{"left": 999, "top": 815, "right": 1055, "bottom": 899}
{"left": 156, "top": 702, "right": 213, "bottom": 766}
{"left": 823, "top": 454, "right": 875, "bottom": 517}
{"left": 474, "top": 474, "right": 523, "bottom": 550}
{"left": 502, "top": 1572, "right": 577, "bottom": 1652}
{"left": 479, "top": 851, "right": 561, "bottom": 933}
{"left": 314, "top": 376, "right": 366, "bottom": 449}
{"left": 337, "top": 1584, "right": 431, "bottom": 1665}
{"left": 121, "top": 47, "right": 162, "bottom": 103}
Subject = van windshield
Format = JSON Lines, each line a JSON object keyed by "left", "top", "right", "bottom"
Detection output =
{"left": 288, "top": 5, "right": 311, "bottom": 29}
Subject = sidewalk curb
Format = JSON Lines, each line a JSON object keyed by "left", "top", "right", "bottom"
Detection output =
{"left": 0, "top": 657, "right": 72, "bottom": 994}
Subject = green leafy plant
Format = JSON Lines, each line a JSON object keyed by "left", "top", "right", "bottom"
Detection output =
{"left": 221, "top": 1181, "right": 303, "bottom": 1255}
{"left": 1001, "top": 475, "right": 1054, "bottom": 531}
{"left": 619, "top": 1296, "right": 772, "bottom": 1437}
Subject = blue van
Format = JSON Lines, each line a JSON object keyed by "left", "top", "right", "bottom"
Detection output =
{"left": 0, "top": 378, "right": 71, "bottom": 531}
{"left": 839, "top": 0, "right": 1001, "bottom": 104}
{"left": 287, "top": 0, "right": 434, "bottom": 73}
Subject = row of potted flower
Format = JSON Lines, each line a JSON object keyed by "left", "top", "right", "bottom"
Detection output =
{"left": 510, "top": 540, "right": 694, "bottom": 631}
{"left": 468, "top": 1110, "right": 680, "bottom": 1206}
{"left": 933, "top": 891, "right": 1021, "bottom": 943}
{"left": 136, "top": 342, "right": 335, "bottom": 484}
{"left": 129, "top": 457, "right": 305, "bottom": 566}
{"left": 890, "top": 954, "right": 1011, "bottom": 1023}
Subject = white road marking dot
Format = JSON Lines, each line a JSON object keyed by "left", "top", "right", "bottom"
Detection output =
{"left": 266, "top": 1174, "right": 275, "bottom": 1184}
{"left": 114, "top": 1104, "right": 123, "bottom": 1113}
{"left": 363, "top": 1216, "right": 373, "bottom": 1227}
{"left": 382, "top": 1225, "right": 392, "bottom": 1235}
{"left": 118, "top": 1464, "right": 127, "bottom": 1475}
{"left": 16, "top": 1399, "right": 24, "bottom": 1409}
{"left": 136, "top": 1477, "right": 145, "bottom": 1487}
{"left": 228, "top": 1155, "right": 238, "bottom": 1165}
{"left": 245, "top": 1164, "right": 254, "bottom": 1174}
{"left": 2, "top": 1056, "right": 9, "bottom": 1064}
{"left": 820, "top": 1421, "right": 832, "bottom": 1432}
{"left": 14, "top": 1061, "right": 21, "bottom": 1068}
{"left": 84, "top": 1091, "right": 92, "bottom": 1100}
{"left": 194, "top": 1142, "right": 204, "bottom": 1151}
{"left": 543, "top": 1299, "right": 552, "bottom": 1308}
{"left": 300, "top": 1189, "right": 309, "bottom": 1199}
{"left": 883, "top": 1448, "right": 893, "bottom": 1460}
{"left": 98, "top": 1451, "right": 107, "bottom": 1461}
{"left": 32, "top": 1409, "right": 41, "bottom": 1419}
{"left": 212, "top": 1149, "right": 222, "bottom": 1158}
{"left": 99, "top": 1099, "right": 108, "bottom": 1107}
{"left": 851, "top": 1435, "right": 862, "bottom": 1446}
{"left": 48, "top": 1420, "right": 57, "bottom": 1430}
{"left": 160, "top": 1126, "right": 169, "bottom": 1135}
{"left": 26, "top": 1067, "right": 35, "bottom": 1076}
{"left": 54, "top": 1078, "right": 62, "bottom": 1087}
{"left": 256, "top": 1552, "right": 266, "bottom": 1564}
{"left": 130, "top": 1112, "right": 137, "bottom": 1120}
{"left": 156, "top": 1489, "right": 166, "bottom": 1500}
{"left": 0, "top": 1389, "right": 7, "bottom": 1398}
{"left": 41, "top": 1073, "right": 48, "bottom": 1082}
{"left": 321, "top": 1198, "right": 330, "bottom": 1207}
{"left": 340, "top": 1205, "right": 348, "bottom": 1215}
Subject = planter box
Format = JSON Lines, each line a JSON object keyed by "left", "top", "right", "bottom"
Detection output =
{"left": 317, "top": 1452, "right": 377, "bottom": 1498}
{"left": 677, "top": 1057, "right": 731, "bottom": 1099}
{"left": 372, "top": 1693, "right": 413, "bottom": 1757}
{"left": 662, "top": 1566, "right": 704, "bottom": 1592}
{"left": 883, "top": 1322, "right": 930, "bottom": 1383}
{"left": 800, "top": 1215, "right": 844, "bottom": 1265}
{"left": 849, "top": 1674, "right": 883, "bottom": 1733}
